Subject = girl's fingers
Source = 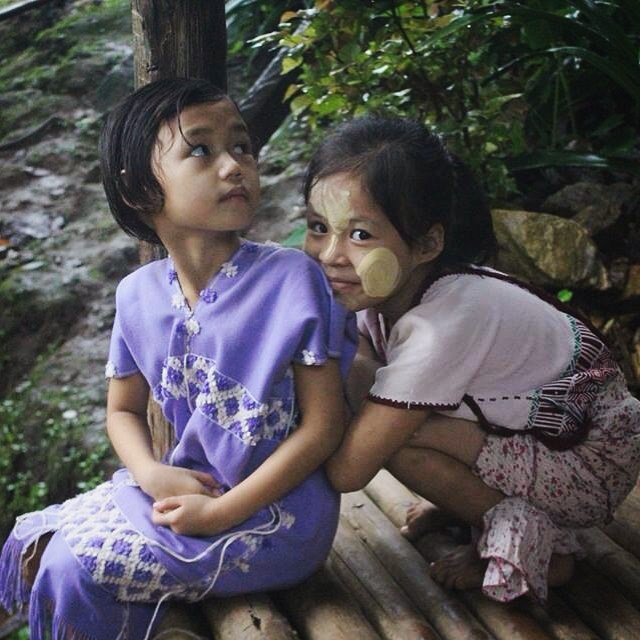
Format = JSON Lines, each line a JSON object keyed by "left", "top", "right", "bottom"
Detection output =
{"left": 153, "top": 497, "right": 182, "bottom": 512}
{"left": 188, "top": 469, "right": 221, "bottom": 488}
{"left": 190, "top": 470, "right": 223, "bottom": 496}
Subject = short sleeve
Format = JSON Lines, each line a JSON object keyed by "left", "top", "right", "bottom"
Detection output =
{"left": 286, "top": 255, "right": 357, "bottom": 378}
{"left": 369, "top": 279, "right": 499, "bottom": 409}
{"left": 105, "top": 299, "right": 139, "bottom": 380}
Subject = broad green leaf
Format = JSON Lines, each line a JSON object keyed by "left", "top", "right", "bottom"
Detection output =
{"left": 314, "top": 93, "right": 347, "bottom": 115}
{"left": 290, "top": 94, "right": 312, "bottom": 115}
{"left": 282, "top": 56, "right": 303, "bottom": 74}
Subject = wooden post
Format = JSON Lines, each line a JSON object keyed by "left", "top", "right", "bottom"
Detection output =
{"left": 130, "top": 0, "right": 228, "bottom": 457}
{"left": 131, "top": 0, "right": 227, "bottom": 90}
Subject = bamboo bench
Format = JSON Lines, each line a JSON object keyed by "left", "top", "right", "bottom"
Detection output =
{"left": 3, "top": 469, "right": 639, "bottom": 639}
{"left": 149, "top": 469, "right": 640, "bottom": 640}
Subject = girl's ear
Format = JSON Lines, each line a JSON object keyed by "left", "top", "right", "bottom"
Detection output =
{"left": 414, "top": 223, "right": 444, "bottom": 265}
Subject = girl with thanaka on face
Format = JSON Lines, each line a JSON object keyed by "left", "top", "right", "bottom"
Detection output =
{"left": 0, "top": 78, "right": 355, "bottom": 640}
{"left": 303, "top": 116, "right": 640, "bottom": 603}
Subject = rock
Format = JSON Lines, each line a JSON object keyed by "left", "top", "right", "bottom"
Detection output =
{"left": 492, "top": 208, "right": 608, "bottom": 289}
{"left": 93, "top": 53, "right": 134, "bottom": 111}
{"left": 541, "top": 181, "right": 633, "bottom": 235}
{"left": 248, "top": 163, "right": 306, "bottom": 243}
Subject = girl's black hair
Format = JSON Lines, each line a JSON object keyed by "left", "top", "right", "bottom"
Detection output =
{"left": 100, "top": 77, "right": 227, "bottom": 245}
{"left": 303, "top": 116, "right": 497, "bottom": 266}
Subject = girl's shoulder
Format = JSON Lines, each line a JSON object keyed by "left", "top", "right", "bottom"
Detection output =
{"left": 115, "top": 258, "right": 169, "bottom": 302}
{"left": 249, "top": 241, "right": 324, "bottom": 270}
{"left": 416, "top": 266, "right": 564, "bottom": 318}
{"left": 247, "top": 241, "right": 332, "bottom": 292}
{"left": 395, "top": 265, "right": 573, "bottom": 349}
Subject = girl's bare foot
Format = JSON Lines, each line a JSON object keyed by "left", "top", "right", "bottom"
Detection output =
{"left": 400, "top": 502, "right": 463, "bottom": 541}
{"left": 429, "top": 544, "right": 486, "bottom": 590}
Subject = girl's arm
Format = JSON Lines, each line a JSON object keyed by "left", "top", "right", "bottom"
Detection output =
{"left": 152, "top": 359, "right": 344, "bottom": 536}
{"left": 346, "top": 334, "right": 381, "bottom": 416}
{"left": 326, "top": 400, "right": 430, "bottom": 493}
{"left": 107, "top": 374, "right": 219, "bottom": 500}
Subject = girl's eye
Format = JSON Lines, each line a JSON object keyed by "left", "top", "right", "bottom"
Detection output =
{"left": 233, "top": 142, "right": 252, "bottom": 155}
{"left": 189, "top": 144, "right": 209, "bottom": 157}
{"left": 308, "top": 220, "right": 328, "bottom": 234}
{"left": 350, "top": 229, "right": 372, "bottom": 241}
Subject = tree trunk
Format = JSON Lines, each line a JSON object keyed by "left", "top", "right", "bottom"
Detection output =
{"left": 130, "top": 0, "right": 228, "bottom": 458}
{"left": 131, "top": 0, "right": 227, "bottom": 90}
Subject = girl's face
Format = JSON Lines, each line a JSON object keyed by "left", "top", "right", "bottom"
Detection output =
{"left": 150, "top": 99, "right": 259, "bottom": 240}
{"left": 305, "top": 172, "right": 435, "bottom": 312}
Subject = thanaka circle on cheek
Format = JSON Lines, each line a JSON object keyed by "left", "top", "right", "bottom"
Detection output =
{"left": 355, "top": 247, "right": 401, "bottom": 298}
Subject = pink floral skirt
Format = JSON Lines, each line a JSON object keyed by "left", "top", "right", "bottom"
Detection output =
{"left": 473, "top": 377, "right": 640, "bottom": 602}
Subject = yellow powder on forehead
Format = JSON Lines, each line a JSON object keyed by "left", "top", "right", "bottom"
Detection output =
{"left": 356, "top": 247, "right": 401, "bottom": 298}
{"left": 309, "top": 181, "right": 352, "bottom": 232}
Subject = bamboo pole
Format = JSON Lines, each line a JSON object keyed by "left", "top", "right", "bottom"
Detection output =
{"left": 341, "top": 491, "right": 494, "bottom": 640}
{"left": 330, "top": 518, "right": 438, "bottom": 640}
{"left": 201, "top": 594, "right": 298, "bottom": 640}
{"left": 577, "top": 526, "right": 640, "bottom": 609}
{"left": 151, "top": 603, "right": 209, "bottom": 639}
{"left": 524, "top": 594, "right": 599, "bottom": 640}
{"left": 558, "top": 562, "right": 640, "bottom": 640}
{"left": 274, "top": 567, "right": 381, "bottom": 640}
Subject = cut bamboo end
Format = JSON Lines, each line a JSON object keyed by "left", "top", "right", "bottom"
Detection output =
{"left": 201, "top": 593, "right": 299, "bottom": 640}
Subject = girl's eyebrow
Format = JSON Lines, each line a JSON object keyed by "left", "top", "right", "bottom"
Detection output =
{"left": 183, "top": 122, "right": 250, "bottom": 139}
{"left": 306, "top": 209, "right": 379, "bottom": 229}
{"left": 350, "top": 217, "right": 378, "bottom": 227}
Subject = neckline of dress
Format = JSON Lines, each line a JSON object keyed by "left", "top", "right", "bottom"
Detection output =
{"left": 167, "top": 240, "right": 256, "bottom": 317}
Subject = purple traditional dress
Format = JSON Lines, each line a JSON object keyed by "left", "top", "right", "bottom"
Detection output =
{"left": 358, "top": 266, "right": 640, "bottom": 602}
{"left": 0, "top": 241, "right": 356, "bottom": 640}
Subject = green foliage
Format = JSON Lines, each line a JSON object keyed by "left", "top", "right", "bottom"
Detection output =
{"left": 257, "top": 0, "right": 640, "bottom": 201}
{"left": 0, "top": 0, "right": 130, "bottom": 94}
{"left": 226, "top": 0, "right": 313, "bottom": 56}
{"left": 0, "top": 371, "right": 111, "bottom": 541}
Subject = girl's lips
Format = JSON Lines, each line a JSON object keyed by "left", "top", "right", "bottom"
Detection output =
{"left": 220, "top": 187, "right": 249, "bottom": 202}
{"left": 328, "top": 278, "right": 359, "bottom": 292}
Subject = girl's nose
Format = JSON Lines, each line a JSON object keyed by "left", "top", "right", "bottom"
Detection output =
{"left": 319, "top": 234, "right": 348, "bottom": 266}
{"left": 219, "top": 152, "right": 242, "bottom": 181}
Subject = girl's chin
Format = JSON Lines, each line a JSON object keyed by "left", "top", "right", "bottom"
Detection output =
{"left": 332, "top": 289, "right": 374, "bottom": 312}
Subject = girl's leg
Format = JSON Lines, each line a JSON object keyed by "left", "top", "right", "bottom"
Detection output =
{"left": 386, "top": 415, "right": 575, "bottom": 591}
{"left": 386, "top": 416, "right": 504, "bottom": 530}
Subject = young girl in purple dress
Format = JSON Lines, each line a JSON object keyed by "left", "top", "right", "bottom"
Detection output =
{"left": 0, "top": 78, "right": 355, "bottom": 639}
{"left": 303, "top": 116, "right": 640, "bottom": 603}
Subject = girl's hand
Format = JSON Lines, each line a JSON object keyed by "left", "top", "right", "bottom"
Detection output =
{"left": 151, "top": 494, "right": 230, "bottom": 537}
{"left": 137, "top": 462, "right": 221, "bottom": 502}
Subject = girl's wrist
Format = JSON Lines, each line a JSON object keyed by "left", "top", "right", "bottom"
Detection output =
{"left": 131, "top": 459, "right": 162, "bottom": 491}
{"left": 206, "top": 493, "right": 245, "bottom": 533}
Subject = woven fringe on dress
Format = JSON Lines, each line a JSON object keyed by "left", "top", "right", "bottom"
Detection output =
{"left": 0, "top": 531, "right": 30, "bottom": 614}
{"left": 28, "top": 591, "right": 98, "bottom": 640}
